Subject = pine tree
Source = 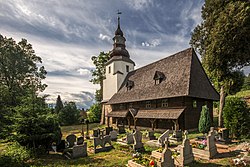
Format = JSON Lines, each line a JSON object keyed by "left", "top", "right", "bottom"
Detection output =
{"left": 198, "top": 105, "right": 211, "bottom": 134}
{"left": 55, "top": 95, "right": 63, "bottom": 114}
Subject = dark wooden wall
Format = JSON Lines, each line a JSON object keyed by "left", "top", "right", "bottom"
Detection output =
{"left": 110, "top": 96, "right": 214, "bottom": 130}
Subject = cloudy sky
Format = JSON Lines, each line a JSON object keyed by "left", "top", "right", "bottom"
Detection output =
{"left": 2, "top": 0, "right": 240, "bottom": 109}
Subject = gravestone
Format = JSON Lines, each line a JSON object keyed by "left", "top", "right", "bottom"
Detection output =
{"left": 105, "top": 127, "right": 113, "bottom": 135}
{"left": 110, "top": 130, "right": 117, "bottom": 141}
{"left": 66, "top": 134, "right": 77, "bottom": 148}
{"left": 148, "top": 131, "right": 156, "bottom": 140}
{"left": 72, "top": 142, "right": 87, "bottom": 158}
{"left": 158, "top": 129, "right": 170, "bottom": 146}
{"left": 93, "top": 129, "right": 100, "bottom": 137}
{"left": 118, "top": 125, "right": 125, "bottom": 134}
{"left": 178, "top": 130, "right": 194, "bottom": 165}
{"left": 218, "top": 128, "right": 230, "bottom": 144}
{"left": 77, "top": 136, "right": 84, "bottom": 145}
{"left": 126, "top": 133, "right": 134, "bottom": 144}
{"left": 160, "top": 139, "right": 174, "bottom": 167}
{"left": 169, "top": 130, "right": 182, "bottom": 142}
{"left": 207, "top": 127, "right": 217, "bottom": 158}
{"left": 133, "top": 130, "right": 144, "bottom": 152}
{"left": 94, "top": 134, "right": 113, "bottom": 153}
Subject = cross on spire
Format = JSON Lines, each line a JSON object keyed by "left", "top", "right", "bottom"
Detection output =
{"left": 117, "top": 10, "right": 122, "bottom": 28}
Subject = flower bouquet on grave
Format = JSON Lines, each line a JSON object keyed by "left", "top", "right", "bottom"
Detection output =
{"left": 132, "top": 152, "right": 157, "bottom": 167}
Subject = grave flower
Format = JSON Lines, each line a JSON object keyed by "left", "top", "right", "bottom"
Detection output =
{"left": 149, "top": 160, "right": 155, "bottom": 166}
{"left": 202, "top": 139, "right": 207, "bottom": 146}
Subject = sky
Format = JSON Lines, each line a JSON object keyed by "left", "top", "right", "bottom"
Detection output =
{"left": 1, "top": 0, "right": 248, "bottom": 109}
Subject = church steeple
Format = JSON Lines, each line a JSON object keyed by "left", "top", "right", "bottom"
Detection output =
{"left": 109, "top": 10, "right": 131, "bottom": 59}
{"left": 103, "top": 11, "right": 135, "bottom": 102}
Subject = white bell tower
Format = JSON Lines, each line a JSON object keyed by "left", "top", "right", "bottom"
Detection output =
{"left": 103, "top": 12, "right": 135, "bottom": 102}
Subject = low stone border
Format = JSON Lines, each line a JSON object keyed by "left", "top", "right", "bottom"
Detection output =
{"left": 127, "top": 160, "right": 145, "bottom": 167}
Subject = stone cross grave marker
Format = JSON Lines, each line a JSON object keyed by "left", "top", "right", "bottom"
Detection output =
{"left": 126, "top": 133, "right": 134, "bottom": 144}
{"left": 179, "top": 130, "right": 194, "bottom": 165}
{"left": 133, "top": 130, "right": 144, "bottom": 152}
{"left": 158, "top": 129, "right": 169, "bottom": 146}
{"left": 207, "top": 127, "right": 217, "bottom": 158}
{"left": 160, "top": 139, "right": 174, "bottom": 167}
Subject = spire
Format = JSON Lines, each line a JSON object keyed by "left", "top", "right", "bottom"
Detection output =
{"left": 108, "top": 10, "right": 135, "bottom": 66}
{"left": 115, "top": 10, "right": 123, "bottom": 36}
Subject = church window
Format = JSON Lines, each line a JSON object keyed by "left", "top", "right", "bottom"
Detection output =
{"left": 126, "top": 65, "right": 129, "bottom": 72}
{"left": 162, "top": 99, "right": 168, "bottom": 107}
{"left": 193, "top": 100, "right": 197, "bottom": 108}
{"left": 146, "top": 101, "right": 151, "bottom": 108}
{"left": 153, "top": 71, "right": 165, "bottom": 84}
{"left": 108, "top": 66, "right": 111, "bottom": 73}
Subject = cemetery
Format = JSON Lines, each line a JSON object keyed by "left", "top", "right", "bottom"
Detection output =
{"left": 1, "top": 1, "right": 250, "bottom": 167}
{"left": 0, "top": 122, "right": 245, "bottom": 167}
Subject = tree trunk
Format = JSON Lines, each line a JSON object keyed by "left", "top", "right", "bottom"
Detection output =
{"left": 100, "top": 80, "right": 105, "bottom": 125}
{"left": 218, "top": 85, "right": 226, "bottom": 127}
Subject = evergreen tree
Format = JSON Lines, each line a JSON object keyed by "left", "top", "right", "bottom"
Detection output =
{"left": 198, "top": 105, "right": 211, "bottom": 134}
{"left": 55, "top": 95, "right": 63, "bottom": 114}
{"left": 13, "top": 94, "right": 61, "bottom": 149}
{"left": 58, "top": 102, "right": 80, "bottom": 126}
{"left": 190, "top": 0, "right": 250, "bottom": 127}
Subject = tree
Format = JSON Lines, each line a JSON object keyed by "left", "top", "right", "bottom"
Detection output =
{"left": 90, "top": 51, "right": 109, "bottom": 124}
{"left": 223, "top": 97, "right": 250, "bottom": 138}
{"left": 58, "top": 102, "right": 80, "bottom": 126}
{"left": 190, "top": 0, "right": 250, "bottom": 127}
{"left": 90, "top": 51, "right": 109, "bottom": 102}
{"left": 55, "top": 95, "right": 63, "bottom": 114}
{"left": 198, "top": 105, "right": 211, "bottom": 134}
{"left": 0, "top": 34, "right": 47, "bottom": 138}
{"left": 13, "top": 94, "right": 61, "bottom": 149}
{"left": 0, "top": 34, "right": 47, "bottom": 106}
{"left": 87, "top": 103, "right": 102, "bottom": 123}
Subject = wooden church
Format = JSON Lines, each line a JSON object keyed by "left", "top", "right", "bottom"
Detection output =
{"left": 102, "top": 15, "right": 219, "bottom": 131}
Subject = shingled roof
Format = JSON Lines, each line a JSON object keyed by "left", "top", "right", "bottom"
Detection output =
{"left": 107, "top": 48, "right": 219, "bottom": 104}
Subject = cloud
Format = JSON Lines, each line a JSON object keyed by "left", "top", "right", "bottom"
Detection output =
{"left": 0, "top": 0, "right": 211, "bottom": 108}
{"left": 43, "top": 91, "right": 95, "bottom": 109}
{"left": 99, "top": 33, "right": 112, "bottom": 42}
{"left": 77, "top": 68, "right": 91, "bottom": 76}
{"left": 141, "top": 38, "right": 161, "bottom": 47}
{"left": 125, "top": 0, "right": 153, "bottom": 10}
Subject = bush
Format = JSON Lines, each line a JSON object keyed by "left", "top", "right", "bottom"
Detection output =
{"left": 223, "top": 97, "right": 250, "bottom": 138}
{"left": 0, "top": 142, "right": 32, "bottom": 167}
{"left": 87, "top": 103, "right": 101, "bottom": 123}
{"left": 198, "top": 105, "right": 211, "bottom": 134}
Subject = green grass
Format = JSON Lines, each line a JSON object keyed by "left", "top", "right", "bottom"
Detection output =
{"left": 61, "top": 123, "right": 105, "bottom": 139}
{"left": 0, "top": 124, "right": 239, "bottom": 167}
